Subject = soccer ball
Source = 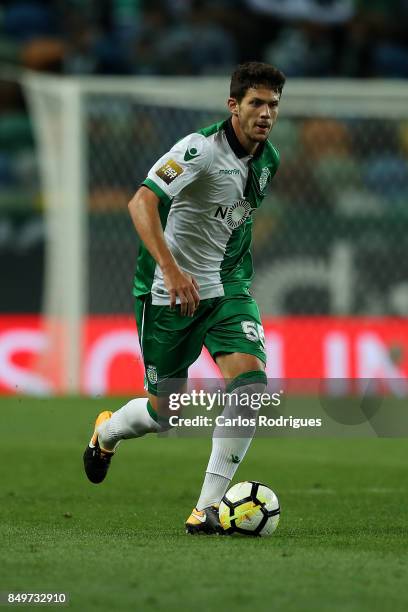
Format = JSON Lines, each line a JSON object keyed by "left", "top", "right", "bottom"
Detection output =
{"left": 219, "top": 481, "right": 280, "bottom": 536}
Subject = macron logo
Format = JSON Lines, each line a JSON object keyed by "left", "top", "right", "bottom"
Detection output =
{"left": 219, "top": 169, "right": 240, "bottom": 175}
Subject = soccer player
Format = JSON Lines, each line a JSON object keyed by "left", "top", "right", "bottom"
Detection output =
{"left": 83, "top": 61, "right": 285, "bottom": 534}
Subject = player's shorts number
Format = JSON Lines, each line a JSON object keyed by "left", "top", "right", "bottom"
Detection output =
{"left": 241, "top": 321, "right": 265, "bottom": 347}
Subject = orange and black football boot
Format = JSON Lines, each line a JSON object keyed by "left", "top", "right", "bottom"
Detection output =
{"left": 83, "top": 411, "right": 115, "bottom": 484}
{"left": 185, "top": 505, "right": 225, "bottom": 535}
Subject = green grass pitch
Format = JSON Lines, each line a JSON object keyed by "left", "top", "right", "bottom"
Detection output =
{"left": 1, "top": 397, "right": 408, "bottom": 611}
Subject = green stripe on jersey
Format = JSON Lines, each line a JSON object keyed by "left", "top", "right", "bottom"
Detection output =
{"left": 197, "top": 120, "right": 224, "bottom": 138}
{"left": 142, "top": 178, "right": 172, "bottom": 206}
{"left": 220, "top": 143, "right": 280, "bottom": 291}
{"left": 220, "top": 218, "right": 253, "bottom": 290}
{"left": 133, "top": 180, "right": 172, "bottom": 297}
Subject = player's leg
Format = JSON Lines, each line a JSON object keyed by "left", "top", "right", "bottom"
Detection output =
{"left": 83, "top": 393, "right": 187, "bottom": 483}
{"left": 194, "top": 358, "right": 266, "bottom": 511}
{"left": 97, "top": 296, "right": 198, "bottom": 448}
{"left": 83, "top": 296, "right": 204, "bottom": 483}
{"left": 95, "top": 393, "right": 169, "bottom": 448}
{"left": 186, "top": 353, "right": 265, "bottom": 534}
{"left": 193, "top": 295, "right": 267, "bottom": 513}
{"left": 82, "top": 392, "right": 170, "bottom": 484}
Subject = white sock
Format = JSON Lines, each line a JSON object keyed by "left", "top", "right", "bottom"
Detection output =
{"left": 196, "top": 473, "right": 230, "bottom": 511}
{"left": 97, "top": 398, "right": 165, "bottom": 451}
{"left": 196, "top": 433, "right": 254, "bottom": 510}
{"left": 196, "top": 380, "right": 265, "bottom": 510}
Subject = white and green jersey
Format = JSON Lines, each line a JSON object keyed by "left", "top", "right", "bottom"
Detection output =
{"left": 133, "top": 118, "right": 280, "bottom": 305}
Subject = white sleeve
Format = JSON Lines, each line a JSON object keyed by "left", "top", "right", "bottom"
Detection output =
{"left": 142, "top": 132, "right": 212, "bottom": 202}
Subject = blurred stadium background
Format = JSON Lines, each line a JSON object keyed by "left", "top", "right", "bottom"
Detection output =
{"left": 1, "top": 0, "right": 408, "bottom": 395}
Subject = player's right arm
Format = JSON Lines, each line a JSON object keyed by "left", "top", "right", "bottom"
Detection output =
{"left": 128, "top": 186, "right": 200, "bottom": 317}
{"left": 129, "top": 132, "right": 212, "bottom": 316}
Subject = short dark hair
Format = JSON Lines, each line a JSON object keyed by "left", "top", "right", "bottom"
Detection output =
{"left": 230, "top": 61, "right": 286, "bottom": 102}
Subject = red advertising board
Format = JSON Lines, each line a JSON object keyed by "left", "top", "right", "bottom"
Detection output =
{"left": 0, "top": 315, "right": 406, "bottom": 395}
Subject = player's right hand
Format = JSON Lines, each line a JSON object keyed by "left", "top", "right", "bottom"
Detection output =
{"left": 162, "top": 263, "right": 200, "bottom": 317}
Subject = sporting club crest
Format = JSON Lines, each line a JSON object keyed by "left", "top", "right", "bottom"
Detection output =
{"left": 259, "top": 167, "right": 270, "bottom": 193}
{"left": 146, "top": 365, "right": 158, "bottom": 385}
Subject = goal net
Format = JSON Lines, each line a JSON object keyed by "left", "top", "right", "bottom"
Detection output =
{"left": 23, "top": 74, "right": 408, "bottom": 393}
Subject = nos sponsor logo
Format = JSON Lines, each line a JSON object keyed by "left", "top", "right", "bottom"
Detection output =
{"left": 214, "top": 199, "right": 252, "bottom": 229}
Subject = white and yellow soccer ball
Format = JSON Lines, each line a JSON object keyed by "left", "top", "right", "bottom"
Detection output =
{"left": 219, "top": 481, "right": 280, "bottom": 536}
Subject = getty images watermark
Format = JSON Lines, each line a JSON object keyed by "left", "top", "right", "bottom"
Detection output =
{"left": 154, "top": 378, "right": 408, "bottom": 437}
{"left": 167, "top": 388, "right": 321, "bottom": 430}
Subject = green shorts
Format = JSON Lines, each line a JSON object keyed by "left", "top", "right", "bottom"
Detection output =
{"left": 135, "top": 294, "right": 266, "bottom": 395}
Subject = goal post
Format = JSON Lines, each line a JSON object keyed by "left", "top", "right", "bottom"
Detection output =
{"left": 23, "top": 74, "right": 87, "bottom": 392}
{"left": 22, "top": 72, "right": 408, "bottom": 394}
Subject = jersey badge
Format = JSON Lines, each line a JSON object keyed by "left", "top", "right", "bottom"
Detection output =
{"left": 259, "top": 167, "right": 271, "bottom": 193}
{"left": 146, "top": 365, "right": 158, "bottom": 385}
{"left": 184, "top": 146, "right": 200, "bottom": 161}
{"left": 156, "top": 159, "right": 184, "bottom": 184}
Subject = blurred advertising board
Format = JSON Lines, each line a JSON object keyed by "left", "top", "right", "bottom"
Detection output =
{"left": 0, "top": 316, "right": 406, "bottom": 395}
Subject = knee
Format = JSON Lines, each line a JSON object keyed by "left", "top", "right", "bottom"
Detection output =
{"left": 216, "top": 353, "right": 265, "bottom": 380}
{"left": 227, "top": 370, "right": 267, "bottom": 394}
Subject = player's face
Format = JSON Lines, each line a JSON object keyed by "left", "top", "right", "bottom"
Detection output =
{"left": 229, "top": 87, "right": 280, "bottom": 148}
